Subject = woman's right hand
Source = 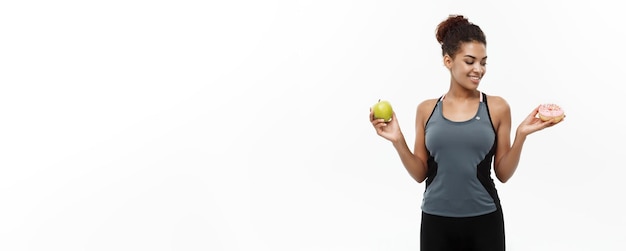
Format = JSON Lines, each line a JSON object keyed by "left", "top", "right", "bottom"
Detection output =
{"left": 370, "top": 108, "right": 403, "bottom": 143}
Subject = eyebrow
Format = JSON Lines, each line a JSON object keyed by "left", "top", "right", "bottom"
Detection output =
{"left": 464, "top": 55, "right": 488, "bottom": 60}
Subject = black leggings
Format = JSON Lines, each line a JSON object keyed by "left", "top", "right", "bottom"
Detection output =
{"left": 420, "top": 208, "right": 505, "bottom": 251}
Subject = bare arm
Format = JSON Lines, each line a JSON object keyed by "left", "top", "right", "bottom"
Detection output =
{"left": 490, "top": 96, "right": 564, "bottom": 183}
{"left": 388, "top": 135, "right": 427, "bottom": 183}
{"left": 370, "top": 100, "right": 435, "bottom": 183}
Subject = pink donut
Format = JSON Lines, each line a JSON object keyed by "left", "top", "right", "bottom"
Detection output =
{"left": 538, "top": 103, "right": 565, "bottom": 122}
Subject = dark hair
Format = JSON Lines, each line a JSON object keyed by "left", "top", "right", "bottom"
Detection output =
{"left": 435, "top": 15, "right": 486, "bottom": 57}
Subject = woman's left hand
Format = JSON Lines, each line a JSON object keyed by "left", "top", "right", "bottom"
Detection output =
{"left": 516, "top": 105, "right": 564, "bottom": 137}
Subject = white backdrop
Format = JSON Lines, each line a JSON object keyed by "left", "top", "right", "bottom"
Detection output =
{"left": 1, "top": 0, "right": 625, "bottom": 250}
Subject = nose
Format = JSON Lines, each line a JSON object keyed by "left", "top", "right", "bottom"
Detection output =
{"left": 473, "top": 64, "right": 484, "bottom": 75}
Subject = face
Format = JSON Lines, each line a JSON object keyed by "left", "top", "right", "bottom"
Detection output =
{"left": 444, "top": 41, "right": 487, "bottom": 90}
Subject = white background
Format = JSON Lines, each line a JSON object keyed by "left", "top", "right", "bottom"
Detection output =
{"left": 1, "top": 0, "right": 625, "bottom": 250}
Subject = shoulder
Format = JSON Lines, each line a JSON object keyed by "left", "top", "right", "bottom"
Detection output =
{"left": 416, "top": 98, "right": 439, "bottom": 115}
{"left": 485, "top": 94, "right": 512, "bottom": 130}
{"left": 415, "top": 98, "right": 439, "bottom": 125}
{"left": 485, "top": 94, "right": 510, "bottom": 115}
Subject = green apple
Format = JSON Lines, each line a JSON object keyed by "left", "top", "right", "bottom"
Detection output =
{"left": 372, "top": 100, "right": 393, "bottom": 122}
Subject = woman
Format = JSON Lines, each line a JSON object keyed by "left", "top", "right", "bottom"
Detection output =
{"left": 369, "top": 15, "right": 564, "bottom": 250}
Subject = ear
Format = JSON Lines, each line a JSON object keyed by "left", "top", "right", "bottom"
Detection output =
{"left": 443, "top": 54, "right": 453, "bottom": 69}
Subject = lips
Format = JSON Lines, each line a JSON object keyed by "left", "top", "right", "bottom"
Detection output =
{"left": 469, "top": 75, "right": 481, "bottom": 84}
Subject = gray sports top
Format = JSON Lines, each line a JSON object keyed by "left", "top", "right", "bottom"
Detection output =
{"left": 422, "top": 92, "right": 500, "bottom": 217}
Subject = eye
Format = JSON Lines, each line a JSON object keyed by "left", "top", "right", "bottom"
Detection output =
{"left": 481, "top": 62, "right": 487, "bottom": 66}
{"left": 465, "top": 61, "right": 474, "bottom": 65}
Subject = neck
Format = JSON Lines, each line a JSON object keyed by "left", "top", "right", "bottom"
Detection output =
{"left": 445, "top": 88, "right": 480, "bottom": 101}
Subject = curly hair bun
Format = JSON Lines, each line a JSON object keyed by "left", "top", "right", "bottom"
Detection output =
{"left": 435, "top": 15, "right": 471, "bottom": 45}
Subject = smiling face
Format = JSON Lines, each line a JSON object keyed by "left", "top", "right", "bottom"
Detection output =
{"left": 444, "top": 41, "right": 487, "bottom": 90}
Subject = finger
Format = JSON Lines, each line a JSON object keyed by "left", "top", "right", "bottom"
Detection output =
{"left": 542, "top": 119, "right": 558, "bottom": 127}
{"left": 551, "top": 117, "right": 565, "bottom": 125}
{"left": 374, "top": 122, "right": 387, "bottom": 133}
{"left": 528, "top": 105, "right": 540, "bottom": 118}
{"left": 371, "top": 118, "right": 387, "bottom": 126}
{"left": 385, "top": 112, "right": 396, "bottom": 124}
